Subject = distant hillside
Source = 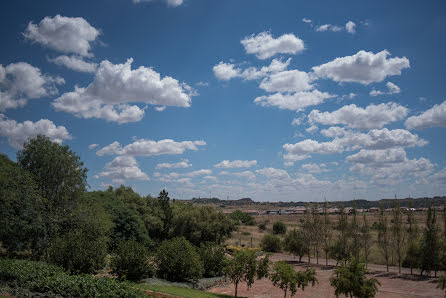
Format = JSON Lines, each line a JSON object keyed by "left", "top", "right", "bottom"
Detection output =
{"left": 190, "top": 197, "right": 255, "bottom": 206}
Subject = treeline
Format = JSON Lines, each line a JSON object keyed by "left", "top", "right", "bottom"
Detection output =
{"left": 0, "top": 135, "right": 236, "bottom": 284}
{"left": 260, "top": 202, "right": 446, "bottom": 277}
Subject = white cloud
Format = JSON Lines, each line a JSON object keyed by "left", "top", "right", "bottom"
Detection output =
{"left": 0, "top": 114, "right": 71, "bottom": 149}
{"left": 49, "top": 55, "right": 97, "bottom": 73}
{"left": 96, "top": 139, "right": 206, "bottom": 156}
{"left": 315, "top": 24, "right": 343, "bottom": 32}
{"left": 346, "top": 148, "right": 407, "bottom": 165}
{"left": 345, "top": 21, "right": 356, "bottom": 34}
{"left": 185, "top": 169, "right": 212, "bottom": 177}
{"left": 156, "top": 159, "right": 192, "bottom": 169}
{"left": 308, "top": 102, "right": 408, "bottom": 130}
{"left": 405, "top": 100, "right": 446, "bottom": 130}
{"left": 302, "top": 163, "right": 329, "bottom": 173}
{"left": 302, "top": 18, "right": 312, "bottom": 24}
{"left": 133, "top": 0, "right": 183, "bottom": 7}
{"left": 291, "top": 116, "right": 304, "bottom": 126}
{"left": 429, "top": 167, "right": 446, "bottom": 185}
{"left": 312, "top": 50, "right": 410, "bottom": 84}
{"left": 94, "top": 156, "right": 149, "bottom": 183}
{"left": 213, "top": 58, "right": 291, "bottom": 81}
{"left": 283, "top": 139, "right": 343, "bottom": 155}
{"left": 370, "top": 82, "right": 400, "bottom": 96}
{"left": 24, "top": 15, "right": 99, "bottom": 57}
{"left": 215, "top": 160, "right": 257, "bottom": 169}
{"left": 256, "top": 167, "right": 290, "bottom": 179}
{"left": 259, "top": 69, "right": 313, "bottom": 92}
{"left": 0, "top": 62, "right": 64, "bottom": 111}
{"left": 241, "top": 32, "right": 305, "bottom": 59}
{"left": 219, "top": 170, "right": 256, "bottom": 180}
{"left": 254, "top": 90, "right": 334, "bottom": 111}
{"left": 88, "top": 143, "right": 99, "bottom": 150}
{"left": 53, "top": 58, "right": 194, "bottom": 123}
{"left": 213, "top": 62, "right": 241, "bottom": 81}
{"left": 283, "top": 153, "right": 310, "bottom": 167}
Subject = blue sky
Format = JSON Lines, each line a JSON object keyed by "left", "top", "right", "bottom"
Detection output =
{"left": 1, "top": 0, "right": 446, "bottom": 202}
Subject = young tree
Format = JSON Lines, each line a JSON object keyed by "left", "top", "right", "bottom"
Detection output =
{"left": 273, "top": 221, "right": 287, "bottom": 235}
{"left": 270, "top": 261, "right": 317, "bottom": 298}
{"left": 261, "top": 234, "right": 282, "bottom": 253}
{"left": 391, "top": 199, "right": 406, "bottom": 274}
{"left": 336, "top": 204, "right": 350, "bottom": 265}
{"left": 330, "top": 259, "right": 381, "bottom": 298}
{"left": 437, "top": 274, "right": 446, "bottom": 297}
{"left": 158, "top": 189, "right": 173, "bottom": 240}
{"left": 404, "top": 199, "right": 420, "bottom": 274}
{"left": 301, "top": 205, "right": 313, "bottom": 263}
{"left": 377, "top": 203, "right": 391, "bottom": 272}
{"left": 420, "top": 204, "right": 441, "bottom": 277}
{"left": 311, "top": 203, "right": 322, "bottom": 264}
{"left": 284, "top": 229, "right": 306, "bottom": 262}
{"left": 349, "top": 202, "right": 361, "bottom": 262}
{"left": 322, "top": 201, "right": 332, "bottom": 266}
{"left": 361, "top": 213, "right": 372, "bottom": 269}
{"left": 223, "top": 249, "right": 269, "bottom": 298}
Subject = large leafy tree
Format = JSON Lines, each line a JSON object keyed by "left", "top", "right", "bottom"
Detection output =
{"left": 270, "top": 261, "right": 317, "bottom": 298}
{"left": 17, "top": 135, "right": 88, "bottom": 213}
{"left": 284, "top": 229, "right": 306, "bottom": 262}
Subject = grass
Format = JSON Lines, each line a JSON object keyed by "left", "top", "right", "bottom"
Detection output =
{"left": 135, "top": 284, "right": 234, "bottom": 298}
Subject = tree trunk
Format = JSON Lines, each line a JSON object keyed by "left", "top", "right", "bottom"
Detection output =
{"left": 325, "top": 251, "right": 328, "bottom": 266}
{"left": 284, "top": 286, "right": 287, "bottom": 298}
{"left": 235, "top": 282, "right": 238, "bottom": 298}
{"left": 316, "top": 249, "right": 319, "bottom": 265}
{"left": 410, "top": 266, "right": 413, "bottom": 275}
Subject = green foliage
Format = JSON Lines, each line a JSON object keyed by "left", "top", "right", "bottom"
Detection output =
{"left": 260, "top": 234, "right": 282, "bottom": 253}
{"left": 111, "top": 240, "right": 155, "bottom": 281}
{"left": 270, "top": 261, "right": 317, "bottom": 297}
{"left": 170, "top": 203, "right": 235, "bottom": 246}
{"left": 0, "top": 258, "right": 145, "bottom": 297}
{"left": 329, "top": 239, "right": 351, "bottom": 265}
{"left": 284, "top": 229, "right": 306, "bottom": 262}
{"left": 330, "top": 259, "right": 381, "bottom": 298}
{"left": 156, "top": 237, "right": 204, "bottom": 282}
{"left": 377, "top": 204, "right": 391, "bottom": 272}
{"left": 272, "top": 221, "right": 287, "bottom": 235}
{"left": 198, "top": 242, "right": 225, "bottom": 277}
{"left": 258, "top": 222, "right": 267, "bottom": 231}
{"left": 0, "top": 154, "right": 45, "bottom": 254}
{"left": 437, "top": 275, "right": 446, "bottom": 294}
{"left": 420, "top": 204, "right": 441, "bottom": 275}
{"left": 229, "top": 210, "right": 255, "bottom": 226}
{"left": 223, "top": 248, "right": 269, "bottom": 298}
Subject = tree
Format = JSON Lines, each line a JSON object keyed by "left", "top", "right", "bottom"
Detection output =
{"left": 437, "top": 275, "right": 446, "bottom": 297}
{"left": 404, "top": 199, "right": 419, "bottom": 274}
{"left": 230, "top": 210, "right": 255, "bottom": 226}
{"left": 311, "top": 204, "right": 323, "bottom": 264}
{"left": 158, "top": 189, "right": 173, "bottom": 240}
{"left": 349, "top": 202, "right": 361, "bottom": 262}
{"left": 391, "top": 199, "right": 406, "bottom": 274}
{"left": 301, "top": 206, "right": 313, "bottom": 263}
{"left": 261, "top": 234, "right": 282, "bottom": 253}
{"left": 322, "top": 201, "right": 332, "bottom": 266}
{"left": 273, "top": 221, "right": 287, "bottom": 235}
{"left": 270, "top": 261, "right": 317, "bottom": 298}
{"left": 330, "top": 259, "right": 381, "bottom": 298}
{"left": 361, "top": 213, "right": 372, "bottom": 269}
{"left": 223, "top": 248, "right": 269, "bottom": 297}
{"left": 198, "top": 242, "right": 226, "bottom": 277}
{"left": 377, "top": 204, "right": 391, "bottom": 272}
{"left": 284, "top": 229, "right": 306, "bottom": 262}
{"left": 335, "top": 204, "right": 350, "bottom": 265}
{"left": 420, "top": 204, "right": 441, "bottom": 277}
{"left": 223, "top": 249, "right": 269, "bottom": 298}
{"left": 17, "top": 135, "right": 88, "bottom": 213}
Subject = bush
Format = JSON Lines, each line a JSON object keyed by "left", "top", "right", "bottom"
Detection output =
{"left": 229, "top": 210, "right": 255, "bottom": 226}
{"left": 258, "top": 222, "right": 267, "bottom": 231}
{"left": 156, "top": 237, "right": 204, "bottom": 282}
{"left": 198, "top": 242, "right": 225, "bottom": 277}
{"left": 111, "top": 240, "right": 155, "bottom": 281}
{"left": 260, "top": 234, "right": 282, "bottom": 253}
{"left": 272, "top": 221, "right": 287, "bottom": 235}
{"left": 0, "top": 258, "right": 145, "bottom": 297}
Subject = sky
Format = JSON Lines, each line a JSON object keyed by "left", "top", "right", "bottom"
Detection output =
{"left": 1, "top": 0, "right": 446, "bottom": 202}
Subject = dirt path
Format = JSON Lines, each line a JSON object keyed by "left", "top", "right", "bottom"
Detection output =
{"left": 209, "top": 253, "right": 444, "bottom": 297}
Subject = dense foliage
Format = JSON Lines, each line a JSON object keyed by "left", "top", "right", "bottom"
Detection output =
{"left": 111, "top": 240, "right": 155, "bottom": 281}
{"left": 0, "top": 258, "right": 145, "bottom": 297}
{"left": 261, "top": 234, "right": 282, "bottom": 253}
{"left": 229, "top": 210, "right": 256, "bottom": 226}
{"left": 284, "top": 229, "right": 306, "bottom": 262}
{"left": 198, "top": 242, "right": 226, "bottom": 277}
{"left": 272, "top": 221, "right": 287, "bottom": 235}
{"left": 270, "top": 261, "right": 317, "bottom": 298}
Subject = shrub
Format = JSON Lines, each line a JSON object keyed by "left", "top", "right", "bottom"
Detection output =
{"left": 0, "top": 258, "right": 145, "bottom": 297}
{"left": 272, "top": 221, "right": 287, "bottom": 235}
{"left": 260, "top": 234, "right": 282, "bottom": 253}
{"left": 198, "top": 242, "right": 225, "bottom": 277}
{"left": 258, "top": 222, "right": 267, "bottom": 231}
{"left": 156, "top": 237, "right": 204, "bottom": 282}
{"left": 229, "top": 210, "right": 255, "bottom": 226}
{"left": 111, "top": 240, "right": 155, "bottom": 281}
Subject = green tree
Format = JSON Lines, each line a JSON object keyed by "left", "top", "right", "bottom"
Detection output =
{"left": 391, "top": 199, "right": 406, "bottom": 274}
{"left": 404, "top": 199, "right": 420, "bottom": 274}
{"left": 301, "top": 206, "right": 313, "bottom": 263}
{"left": 156, "top": 237, "right": 204, "bottom": 282}
{"left": 230, "top": 210, "right": 255, "bottom": 226}
{"left": 420, "top": 204, "right": 441, "bottom": 277}
{"left": 330, "top": 259, "right": 381, "bottom": 298}
{"left": 311, "top": 204, "right": 323, "bottom": 264}
{"left": 322, "top": 201, "right": 332, "bottom": 266}
{"left": 270, "top": 261, "right": 317, "bottom": 298}
{"left": 273, "top": 221, "right": 287, "bottom": 235}
{"left": 284, "top": 229, "right": 306, "bottom": 262}
{"left": 377, "top": 204, "right": 391, "bottom": 272}
{"left": 261, "top": 234, "right": 282, "bottom": 253}
{"left": 361, "top": 213, "right": 372, "bottom": 269}
{"left": 158, "top": 189, "right": 173, "bottom": 240}
{"left": 437, "top": 275, "right": 446, "bottom": 297}
{"left": 223, "top": 248, "right": 269, "bottom": 298}
{"left": 198, "top": 242, "right": 225, "bottom": 277}
{"left": 335, "top": 204, "right": 350, "bottom": 265}
{"left": 349, "top": 202, "right": 361, "bottom": 262}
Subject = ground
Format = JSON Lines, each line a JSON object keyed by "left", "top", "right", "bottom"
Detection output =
{"left": 208, "top": 253, "right": 444, "bottom": 298}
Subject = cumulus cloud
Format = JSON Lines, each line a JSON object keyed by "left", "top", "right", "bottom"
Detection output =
{"left": 213, "top": 62, "right": 241, "bottom": 81}
{"left": 308, "top": 102, "right": 408, "bottom": 130}
{"left": 96, "top": 139, "right": 206, "bottom": 156}
{"left": 405, "top": 100, "right": 446, "bottom": 130}
{"left": 133, "top": 0, "right": 183, "bottom": 7}
{"left": 241, "top": 32, "right": 305, "bottom": 59}
{"left": 156, "top": 159, "right": 192, "bottom": 169}
{"left": 346, "top": 148, "right": 407, "bottom": 165}
{"left": 24, "top": 15, "right": 99, "bottom": 57}
{"left": 219, "top": 170, "right": 256, "bottom": 180}
{"left": 312, "top": 50, "right": 410, "bottom": 84}
{"left": 254, "top": 90, "right": 334, "bottom": 111}
{"left": 302, "top": 163, "right": 329, "bottom": 173}
{"left": 88, "top": 143, "right": 99, "bottom": 150}
{"left": 315, "top": 24, "right": 343, "bottom": 32}
{"left": 0, "top": 114, "right": 71, "bottom": 149}
{"left": 259, "top": 69, "right": 313, "bottom": 92}
{"left": 284, "top": 139, "right": 343, "bottom": 155}
{"left": 215, "top": 160, "right": 257, "bottom": 169}
{"left": 213, "top": 58, "right": 291, "bottom": 81}
{"left": 370, "top": 82, "right": 400, "bottom": 96}
{"left": 256, "top": 167, "right": 290, "bottom": 179}
{"left": 345, "top": 21, "right": 356, "bottom": 34}
{"left": 283, "top": 153, "right": 311, "bottom": 167}
{"left": 0, "top": 62, "right": 64, "bottom": 111}
{"left": 53, "top": 58, "right": 194, "bottom": 123}
{"left": 49, "top": 55, "right": 97, "bottom": 73}
{"left": 302, "top": 18, "right": 312, "bottom": 24}
{"left": 94, "top": 156, "right": 149, "bottom": 183}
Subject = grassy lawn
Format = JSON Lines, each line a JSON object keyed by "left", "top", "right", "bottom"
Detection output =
{"left": 135, "top": 284, "right": 234, "bottom": 298}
